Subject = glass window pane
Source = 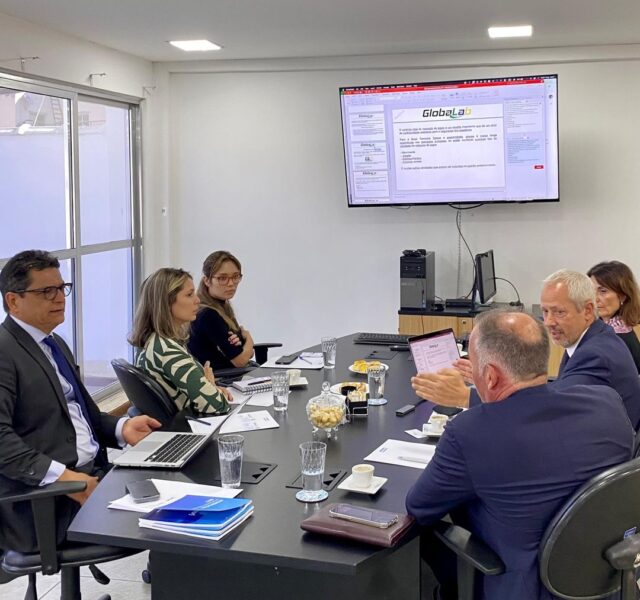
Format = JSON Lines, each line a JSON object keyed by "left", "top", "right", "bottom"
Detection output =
{"left": 0, "top": 88, "right": 71, "bottom": 256}
{"left": 81, "top": 248, "right": 133, "bottom": 395}
{"left": 78, "top": 100, "right": 132, "bottom": 245}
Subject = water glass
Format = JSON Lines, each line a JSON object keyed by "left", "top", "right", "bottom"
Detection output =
{"left": 367, "top": 366, "right": 387, "bottom": 406}
{"left": 217, "top": 434, "right": 244, "bottom": 488}
{"left": 321, "top": 337, "right": 337, "bottom": 369}
{"left": 295, "top": 441, "right": 328, "bottom": 503}
{"left": 272, "top": 370, "right": 290, "bottom": 412}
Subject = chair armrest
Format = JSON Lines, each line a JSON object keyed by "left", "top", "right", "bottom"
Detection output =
{"left": 254, "top": 343, "right": 282, "bottom": 365}
{"left": 213, "top": 366, "right": 254, "bottom": 382}
{"left": 432, "top": 521, "right": 505, "bottom": 575}
{"left": 0, "top": 480, "right": 87, "bottom": 504}
{"left": 605, "top": 533, "right": 640, "bottom": 570}
{"left": 254, "top": 343, "right": 283, "bottom": 350}
{"left": 0, "top": 480, "right": 87, "bottom": 575}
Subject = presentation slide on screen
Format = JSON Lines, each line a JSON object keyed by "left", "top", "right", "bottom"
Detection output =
{"left": 391, "top": 104, "right": 505, "bottom": 191}
{"left": 340, "top": 77, "right": 558, "bottom": 205}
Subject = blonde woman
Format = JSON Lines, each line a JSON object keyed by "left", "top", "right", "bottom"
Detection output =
{"left": 188, "top": 251, "right": 255, "bottom": 370}
{"left": 129, "top": 268, "right": 231, "bottom": 415}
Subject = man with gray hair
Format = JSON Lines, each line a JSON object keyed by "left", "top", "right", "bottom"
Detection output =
{"left": 412, "top": 269, "right": 640, "bottom": 429}
{"left": 406, "top": 311, "right": 633, "bottom": 600}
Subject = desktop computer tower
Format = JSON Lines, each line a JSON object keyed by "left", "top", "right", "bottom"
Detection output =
{"left": 400, "top": 250, "right": 435, "bottom": 310}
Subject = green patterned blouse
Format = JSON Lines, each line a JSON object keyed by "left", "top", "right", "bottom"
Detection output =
{"left": 136, "top": 333, "right": 230, "bottom": 416}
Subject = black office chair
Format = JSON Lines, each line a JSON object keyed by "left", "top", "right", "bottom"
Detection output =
{"left": 111, "top": 358, "right": 177, "bottom": 427}
{"left": 431, "top": 458, "right": 640, "bottom": 600}
{"left": 0, "top": 480, "right": 139, "bottom": 600}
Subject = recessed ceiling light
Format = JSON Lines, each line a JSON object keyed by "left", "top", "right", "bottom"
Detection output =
{"left": 169, "top": 40, "right": 221, "bottom": 52}
{"left": 488, "top": 25, "right": 533, "bottom": 39}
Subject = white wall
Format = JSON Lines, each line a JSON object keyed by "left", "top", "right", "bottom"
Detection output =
{"left": 149, "top": 46, "right": 640, "bottom": 354}
{"left": 0, "top": 11, "right": 152, "bottom": 97}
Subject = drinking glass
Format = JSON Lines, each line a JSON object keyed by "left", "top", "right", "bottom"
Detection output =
{"left": 367, "top": 366, "right": 387, "bottom": 406}
{"left": 272, "top": 370, "right": 290, "bottom": 412}
{"left": 217, "top": 434, "right": 244, "bottom": 488}
{"left": 295, "top": 441, "right": 328, "bottom": 502}
{"left": 321, "top": 337, "right": 337, "bottom": 369}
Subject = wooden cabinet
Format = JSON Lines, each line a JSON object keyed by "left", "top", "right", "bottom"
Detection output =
{"left": 399, "top": 314, "right": 473, "bottom": 338}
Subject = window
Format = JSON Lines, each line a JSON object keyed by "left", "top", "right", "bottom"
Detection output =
{"left": 0, "top": 74, "right": 142, "bottom": 400}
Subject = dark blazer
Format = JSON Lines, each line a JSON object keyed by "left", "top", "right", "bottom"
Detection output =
{"left": 555, "top": 319, "right": 640, "bottom": 430}
{"left": 616, "top": 329, "right": 640, "bottom": 374}
{"left": 406, "top": 383, "right": 633, "bottom": 600}
{"left": 0, "top": 316, "right": 119, "bottom": 552}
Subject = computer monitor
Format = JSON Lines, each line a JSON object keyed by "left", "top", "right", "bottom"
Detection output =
{"left": 475, "top": 250, "right": 497, "bottom": 305}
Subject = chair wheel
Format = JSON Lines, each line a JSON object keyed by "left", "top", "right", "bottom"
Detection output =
{"left": 96, "top": 595, "right": 111, "bottom": 600}
{"left": 142, "top": 569, "right": 151, "bottom": 584}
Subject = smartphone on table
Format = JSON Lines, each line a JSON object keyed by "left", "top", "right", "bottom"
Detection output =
{"left": 329, "top": 503, "right": 398, "bottom": 529}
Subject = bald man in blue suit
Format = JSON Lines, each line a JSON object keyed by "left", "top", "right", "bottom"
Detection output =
{"left": 406, "top": 311, "right": 633, "bottom": 600}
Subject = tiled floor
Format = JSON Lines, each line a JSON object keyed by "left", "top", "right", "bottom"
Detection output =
{"left": 1, "top": 550, "right": 151, "bottom": 600}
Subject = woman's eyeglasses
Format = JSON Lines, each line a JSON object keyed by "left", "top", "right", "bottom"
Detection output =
{"left": 211, "top": 274, "right": 243, "bottom": 286}
{"left": 14, "top": 283, "right": 73, "bottom": 301}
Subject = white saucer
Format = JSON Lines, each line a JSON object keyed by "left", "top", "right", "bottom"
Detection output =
{"left": 338, "top": 474, "right": 387, "bottom": 495}
{"left": 348, "top": 363, "right": 389, "bottom": 375}
{"left": 330, "top": 382, "right": 369, "bottom": 395}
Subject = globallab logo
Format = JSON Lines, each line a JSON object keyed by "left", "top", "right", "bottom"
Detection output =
{"left": 422, "top": 107, "right": 472, "bottom": 119}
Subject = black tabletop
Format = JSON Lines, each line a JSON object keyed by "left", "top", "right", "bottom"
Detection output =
{"left": 68, "top": 334, "right": 438, "bottom": 575}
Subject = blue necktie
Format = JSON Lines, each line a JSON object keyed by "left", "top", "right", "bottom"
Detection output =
{"left": 42, "top": 336, "right": 96, "bottom": 436}
{"left": 558, "top": 351, "right": 569, "bottom": 375}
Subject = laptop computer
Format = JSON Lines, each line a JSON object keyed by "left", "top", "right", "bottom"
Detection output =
{"left": 113, "top": 430, "right": 214, "bottom": 469}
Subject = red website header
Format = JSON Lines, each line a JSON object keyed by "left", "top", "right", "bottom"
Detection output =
{"left": 342, "top": 78, "right": 545, "bottom": 95}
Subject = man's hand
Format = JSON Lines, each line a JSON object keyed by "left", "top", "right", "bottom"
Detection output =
{"left": 122, "top": 415, "right": 162, "bottom": 446}
{"left": 411, "top": 368, "right": 471, "bottom": 408}
{"left": 453, "top": 358, "right": 474, "bottom": 385}
{"left": 58, "top": 468, "right": 98, "bottom": 505}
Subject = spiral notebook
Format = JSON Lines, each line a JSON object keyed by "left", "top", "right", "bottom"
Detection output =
{"left": 231, "top": 377, "right": 272, "bottom": 394}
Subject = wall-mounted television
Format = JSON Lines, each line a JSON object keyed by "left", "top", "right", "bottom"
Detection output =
{"left": 339, "top": 74, "right": 559, "bottom": 207}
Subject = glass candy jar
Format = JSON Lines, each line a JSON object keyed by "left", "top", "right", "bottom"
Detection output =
{"left": 306, "top": 382, "right": 346, "bottom": 438}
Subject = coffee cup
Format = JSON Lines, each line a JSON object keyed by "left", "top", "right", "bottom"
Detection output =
{"left": 351, "top": 463, "right": 375, "bottom": 488}
{"left": 287, "top": 369, "right": 302, "bottom": 385}
{"left": 423, "top": 414, "right": 448, "bottom": 436}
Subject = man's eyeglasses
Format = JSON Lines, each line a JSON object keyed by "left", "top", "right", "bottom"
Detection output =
{"left": 14, "top": 283, "right": 73, "bottom": 301}
{"left": 211, "top": 274, "right": 243, "bottom": 285}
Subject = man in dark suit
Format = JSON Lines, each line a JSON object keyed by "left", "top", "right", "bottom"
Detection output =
{"left": 411, "top": 270, "right": 640, "bottom": 429}
{"left": 406, "top": 310, "right": 633, "bottom": 600}
{"left": 0, "top": 250, "right": 160, "bottom": 553}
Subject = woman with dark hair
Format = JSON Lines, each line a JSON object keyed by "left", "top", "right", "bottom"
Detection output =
{"left": 588, "top": 260, "right": 640, "bottom": 372}
{"left": 187, "top": 251, "right": 255, "bottom": 370}
{"left": 130, "top": 268, "right": 231, "bottom": 415}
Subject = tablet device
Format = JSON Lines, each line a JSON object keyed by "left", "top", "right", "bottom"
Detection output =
{"left": 408, "top": 328, "right": 460, "bottom": 373}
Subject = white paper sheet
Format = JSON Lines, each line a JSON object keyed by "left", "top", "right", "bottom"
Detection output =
{"left": 108, "top": 478, "right": 241, "bottom": 513}
{"left": 219, "top": 410, "right": 280, "bottom": 434}
{"left": 246, "top": 391, "right": 274, "bottom": 407}
{"left": 364, "top": 438, "right": 436, "bottom": 469}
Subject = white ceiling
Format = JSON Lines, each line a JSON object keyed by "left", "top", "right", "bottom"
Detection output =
{"left": 0, "top": 0, "right": 638, "bottom": 63}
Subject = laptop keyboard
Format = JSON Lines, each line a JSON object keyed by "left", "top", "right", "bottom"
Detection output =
{"left": 144, "top": 433, "right": 207, "bottom": 464}
{"left": 354, "top": 332, "right": 411, "bottom": 345}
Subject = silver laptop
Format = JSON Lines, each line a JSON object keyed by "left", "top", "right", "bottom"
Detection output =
{"left": 113, "top": 430, "right": 213, "bottom": 469}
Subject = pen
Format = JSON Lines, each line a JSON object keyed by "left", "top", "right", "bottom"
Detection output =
{"left": 298, "top": 355, "right": 312, "bottom": 364}
{"left": 185, "top": 415, "right": 212, "bottom": 427}
{"left": 398, "top": 455, "right": 429, "bottom": 465}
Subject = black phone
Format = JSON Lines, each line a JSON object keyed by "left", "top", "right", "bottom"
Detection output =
{"left": 126, "top": 479, "right": 160, "bottom": 503}
{"left": 275, "top": 353, "right": 299, "bottom": 365}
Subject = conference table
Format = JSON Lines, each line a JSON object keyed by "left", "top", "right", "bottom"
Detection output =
{"left": 68, "top": 334, "right": 440, "bottom": 600}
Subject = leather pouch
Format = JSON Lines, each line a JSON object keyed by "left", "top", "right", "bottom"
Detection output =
{"left": 300, "top": 503, "right": 415, "bottom": 548}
